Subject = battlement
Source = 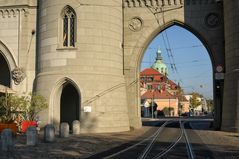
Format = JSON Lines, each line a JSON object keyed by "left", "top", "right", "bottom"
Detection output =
{"left": 124, "top": 0, "right": 183, "bottom": 8}
{"left": 124, "top": 0, "right": 218, "bottom": 8}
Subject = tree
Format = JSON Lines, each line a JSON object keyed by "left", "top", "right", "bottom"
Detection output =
{"left": 0, "top": 93, "right": 48, "bottom": 123}
{"left": 189, "top": 92, "right": 201, "bottom": 110}
{"left": 206, "top": 99, "right": 213, "bottom": 112}
{"left": 0, "top": 94, "right": 28, "bottom": 123}
{"left": 21, "top": 93, "right": 48, "bottom": 121}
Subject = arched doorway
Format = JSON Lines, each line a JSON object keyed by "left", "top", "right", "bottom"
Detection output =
{"left": 0, "top": 52, "right": 11, "bottom": 87}
{"left": 60, "top": 83, "right": 80, "bottom": 129}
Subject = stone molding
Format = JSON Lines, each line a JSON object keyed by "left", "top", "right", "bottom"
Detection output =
{"left": 124, "top": 0, "right": 219, "bottom": 7}
{"left": 0, "top": 8, "right": 29, "bottom": 18}
{"left": 124, "top": 0, "right": 183, "bottom": 8}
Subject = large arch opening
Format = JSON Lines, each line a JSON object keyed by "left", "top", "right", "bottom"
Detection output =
{"left": 139, "top": 23, "right": 215, "bottom": 121}
{"left": 60, "top": 82, "right": 80, "bottom": 129}
{"left": 0, "top": 52, "right": 11, "bottom": 88}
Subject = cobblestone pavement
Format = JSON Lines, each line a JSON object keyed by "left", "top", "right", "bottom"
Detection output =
{"left": 0, "top": 122, "right": 239, "bottom": 159}
{"left": 195, "top": 130, "right": 239, "bottom": 159}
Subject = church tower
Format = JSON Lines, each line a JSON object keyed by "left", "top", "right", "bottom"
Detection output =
{"left": 152, "top": 47, "right": 168, "bottom": 76}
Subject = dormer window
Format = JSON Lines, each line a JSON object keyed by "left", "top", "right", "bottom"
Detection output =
{"left": 62, "top": 6, "right": 76, "bottom": 47}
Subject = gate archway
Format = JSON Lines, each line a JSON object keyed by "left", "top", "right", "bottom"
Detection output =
{"left": 0, "top": 40, "right": 17, "bottom": 89}
{"left": 0, "top": 53, "right": 11, "bottom": 87}
{"left": 123, "top": 0, "right": 224, "bottom": 130}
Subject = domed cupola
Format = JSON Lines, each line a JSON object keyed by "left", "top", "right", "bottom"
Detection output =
{"left": 151, "top": 47, "right": 168, "bottom": 76}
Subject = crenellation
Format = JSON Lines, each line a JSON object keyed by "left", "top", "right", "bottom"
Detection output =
{"left": 124, "top": 0, "right": 184, "bottom": 7}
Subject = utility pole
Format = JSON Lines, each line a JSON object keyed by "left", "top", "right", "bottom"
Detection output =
{"left": 151, "top": 89, "right": 154, "bottom": 118}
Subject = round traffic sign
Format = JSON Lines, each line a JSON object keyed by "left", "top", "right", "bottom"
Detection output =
{"left": 216, "top": 65, "right": 223, "bottom": 72}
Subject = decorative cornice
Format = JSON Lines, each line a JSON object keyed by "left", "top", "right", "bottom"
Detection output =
{"left": 124, "top": 0, "right": 219, "bottom": 7}
{"left": 124, "top": 0, "right": 184, "bottom": 8}
{"left": 0, "top": 8, "right": 29, "bottom": 18}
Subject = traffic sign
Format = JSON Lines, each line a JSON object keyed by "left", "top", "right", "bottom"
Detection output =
{"left": 216, "top": 65, "right": 223, "bottom": 73}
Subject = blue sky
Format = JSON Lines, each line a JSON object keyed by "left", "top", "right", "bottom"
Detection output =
{"left": 140, "top": 25, "right": 213, "bottom": 99}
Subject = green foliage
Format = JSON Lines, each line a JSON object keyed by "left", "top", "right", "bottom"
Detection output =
{"left": 189, "top": 92, "right": 201, "bottom": 110}
{"left": 27, "top": 93, "right": 48, "bottom": 121}
{"left": 162, "top": 107, "right": 174, "bottom": 116}
{"left": 0, "top": 94, "right": 28, "bottom": 123}
{"left": 206, "top": 99, "right": 214, "bottom": 112}
{"left": 0, "top": 93, "right": 48, "bottom": 123}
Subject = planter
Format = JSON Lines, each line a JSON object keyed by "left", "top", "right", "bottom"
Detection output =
{"left": 21, "top": 121, "right": 37, "bottom": 133}
{"left": 0, "top": 123, "right": 17, "bottom": 134}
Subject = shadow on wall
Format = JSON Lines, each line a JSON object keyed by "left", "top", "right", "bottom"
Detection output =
{"left": 51, "top": 112, "right": 98, "bottom": 133}
{"left": 80, "top": 112, "right": 98, "bottom": 133}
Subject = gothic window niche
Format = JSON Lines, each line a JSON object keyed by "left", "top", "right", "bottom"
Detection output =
{"left": 60, "top": 6, "right": 76, "bottom": 48}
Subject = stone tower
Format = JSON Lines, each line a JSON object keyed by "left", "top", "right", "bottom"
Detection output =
{"left": 152, "top": 47, "right": 168, "bottom": 76}
{"left": 36, "top": 0, "right": 130, "bottom": 133}
{"left": 222, "top": 0, "right": 239, "bottom": 132}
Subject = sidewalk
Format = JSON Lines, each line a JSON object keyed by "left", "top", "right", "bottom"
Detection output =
{"left": 195, "top": 130, "right": 239, "bottom": 159}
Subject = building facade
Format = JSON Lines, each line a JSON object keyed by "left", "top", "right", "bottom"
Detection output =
{"left": 140, "top": 48, "right": 189, "bottom": 117}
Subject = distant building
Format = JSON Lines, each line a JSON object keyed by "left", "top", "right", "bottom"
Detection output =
{"left": 140, "top": 47, "right": 189, "bottom": 117}
{"left": 184, "top": 94, "right": 207, "bottom": 115}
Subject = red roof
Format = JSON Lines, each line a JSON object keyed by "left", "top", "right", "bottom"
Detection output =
{"left": 140, "top": 68, "right": 164, "bottom": 82}
{"left": 140, "top": 68, "right": 161, "bottom": 76}
{"left": 141, "top": 90, "right": 176, "bottom": 99}
{"left": 176, "top": 95, "right": 188, "bottom": 102}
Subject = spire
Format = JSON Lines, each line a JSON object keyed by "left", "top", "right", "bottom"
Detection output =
{"left": 156, "top": 46, "right": 162, "bottom": 60}
{"left": 151, "top": 46, "right": 169, "bottom": 76}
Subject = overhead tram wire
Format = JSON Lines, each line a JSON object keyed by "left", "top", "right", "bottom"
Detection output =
{"left": 143, "top": 3, "right": 184, "bottom": 85}
{"left": 161, "top": 33, "right": 174, "bottom": 73}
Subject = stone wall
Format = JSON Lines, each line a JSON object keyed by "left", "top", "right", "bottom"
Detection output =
{"left": 0, "top": 0, "right": 37, "bottom": 93}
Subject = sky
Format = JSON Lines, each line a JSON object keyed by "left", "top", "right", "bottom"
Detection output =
{"left": 140, "top": 25, "right": 213, "bottom": 99}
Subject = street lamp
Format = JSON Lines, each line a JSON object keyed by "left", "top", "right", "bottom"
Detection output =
{"left": 168, "top": 96, "right": 171, "bottom": 117}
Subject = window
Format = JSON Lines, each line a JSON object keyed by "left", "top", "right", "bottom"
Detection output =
{"left": 62, "top": 6, "right": 76, "bottom": 47}
{"left": 147, "top": 84, "right": 152, "bottom": 90}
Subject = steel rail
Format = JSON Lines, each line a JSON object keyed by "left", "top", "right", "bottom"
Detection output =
{"left": 103, "top": 120, "right": 170, "bottom": 159}
{"left": 138, "top": 121, "right": 171, "bottom": 159}
{"left": 152, "top": 119, "right": 184, "bottom": 159}
{"left": 183, "top": 122, "right": 195, "bottom": 159}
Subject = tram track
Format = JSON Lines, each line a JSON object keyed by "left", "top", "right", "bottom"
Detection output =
{"left": 104, "top": 119, "right": 195, "bottom": 159}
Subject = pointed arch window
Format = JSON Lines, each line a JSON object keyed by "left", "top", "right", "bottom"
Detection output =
{"left": 62, "top": 6, "right": 76, "bottom": 47}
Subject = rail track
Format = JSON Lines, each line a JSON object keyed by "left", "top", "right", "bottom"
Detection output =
{"left": 104, "top": 119, "right": 194, "bottom": 159}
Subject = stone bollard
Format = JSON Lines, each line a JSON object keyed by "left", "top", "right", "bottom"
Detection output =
{"left": 44, "top": 124, "right": 55, "bottom": 142}
{"left": 60, "top": 122, "right": 69, "bottom": 138}
{"left": 26, "top": 126, "right": 38, "bottom": 146}
{"left": 72, "top": 120, "right": 80, "bottom": 135}
{"left": 1, "top": 129, "right": 14, "bottom": 152}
